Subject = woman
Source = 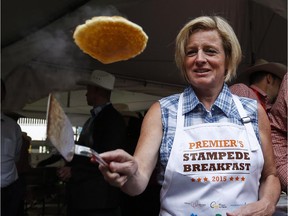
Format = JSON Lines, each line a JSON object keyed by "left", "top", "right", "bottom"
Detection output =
{"left": 98, "top": 16, "right": 280, "bottom": 215}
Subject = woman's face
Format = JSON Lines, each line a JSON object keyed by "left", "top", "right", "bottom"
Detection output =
{"left": 184, "top": 30, "right": 226, "bottom": 91}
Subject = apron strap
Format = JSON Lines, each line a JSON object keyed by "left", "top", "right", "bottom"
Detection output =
{"left": 232, "top": 95, "right": 260, "bottom": 151}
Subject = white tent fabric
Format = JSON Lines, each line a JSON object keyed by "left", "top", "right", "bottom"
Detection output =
{"left": 2, "top": 0, "right": 287, "bottom": 122}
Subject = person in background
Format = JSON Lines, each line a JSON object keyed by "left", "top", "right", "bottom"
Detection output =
{"left": 57, "top": 70, "right": 127, "bottom": 216}
{"left": 1, "top": 79, "right": 23, "bottom": 216}
{"left": 120, "top": 112, "right": 161, "bottom": 216}
{"left": 16, "top": 131, "right": 32, "bottom": 216}
{"left": 15, "top": 132, "right": 32, "bottom": 175}
{"left": 4, "top": 111, "right": 33, "bottom": 215}
{"left": 36, "top": 146, "right": 63, "bottom": 167}
{"left": 98, "top": 16, "right": 281, "bottom": 215}
{"left": 229, "top": 59, "right": 286, "bottom": 113}
{"left": 269, "top": 72, "right": 287, "bottom": 193}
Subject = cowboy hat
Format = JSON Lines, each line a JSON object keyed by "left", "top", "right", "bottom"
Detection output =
{"left": 77, "top": 70, "right": 115, "bottom": 90}
{"left": 238, "top": 59, "right": 287, "bottom": 84}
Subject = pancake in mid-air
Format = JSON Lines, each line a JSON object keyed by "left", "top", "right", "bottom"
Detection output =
{"left": 73, "top": 16, "right": 148, "bottom": 64}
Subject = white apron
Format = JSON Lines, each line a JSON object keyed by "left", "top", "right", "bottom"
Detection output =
{"left": 160, "top": 94, "right": 264, "bottom": 216}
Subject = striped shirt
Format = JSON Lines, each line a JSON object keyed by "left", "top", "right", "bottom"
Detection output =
{"left": 158, "top": 84, "right": 259, "bottom": 183}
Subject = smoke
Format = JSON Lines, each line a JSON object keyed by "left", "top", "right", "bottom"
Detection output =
{"left": 24, "top": 3, "right": 125, "bottom": 64}
{"left": 2, "top": 2, "right": 132, "bottom": 111}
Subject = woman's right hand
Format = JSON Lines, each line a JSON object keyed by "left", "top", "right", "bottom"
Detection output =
{"left": 98, "top": 149, "right": 138, "bottom": 188}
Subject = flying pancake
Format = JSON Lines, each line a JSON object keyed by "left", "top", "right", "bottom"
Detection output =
{"left": 73, "top": 16, "right": 148, "bottom": 64}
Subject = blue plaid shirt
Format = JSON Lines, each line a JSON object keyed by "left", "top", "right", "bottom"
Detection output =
{"left": 158, "top": 84, "right": 259, "bottom": 183}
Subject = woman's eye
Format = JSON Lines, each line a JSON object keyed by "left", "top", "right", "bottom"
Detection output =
{"left": 205, "top": 49, "right": 217, "bottom": 54}
{"left": 186, "top": 50, "right": 197, "bottom": 56}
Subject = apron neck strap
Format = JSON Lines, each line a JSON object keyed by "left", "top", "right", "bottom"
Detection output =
{"left": 232, "top": 95, "right": 260, "bottom": 151}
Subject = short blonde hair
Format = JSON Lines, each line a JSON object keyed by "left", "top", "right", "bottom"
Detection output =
{"left": 175, "top": 16, "right": 242, "bottom": 83}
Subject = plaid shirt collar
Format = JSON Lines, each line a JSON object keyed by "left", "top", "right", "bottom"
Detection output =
{"left": 182, "top": 84, "right": 233, "bottom": 117}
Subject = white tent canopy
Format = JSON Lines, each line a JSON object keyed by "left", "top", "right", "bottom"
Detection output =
{"left": 2, "top": 0, "right": 287, "bottom": 123}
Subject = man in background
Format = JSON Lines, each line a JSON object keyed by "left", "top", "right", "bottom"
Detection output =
{"left": 269, "top": 72, "right": 287, "bottom": 193}
{"left": 1, "top": 79, "right": 23, "bottom": 216}
{"left": 230, "top": 59, "right": 286, "bottom": 113}
{"left": 57, "top": 70, "right": 127, "bottom": 216}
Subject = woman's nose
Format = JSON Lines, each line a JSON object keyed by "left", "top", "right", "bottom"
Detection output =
{"left": 195, "top": 50, "right": 206, "bottom": 64}
{"left": 195, "top": 50, "right": 207, "bottom": 65}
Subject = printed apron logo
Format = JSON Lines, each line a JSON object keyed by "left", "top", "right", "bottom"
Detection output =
{"left": 182, "top": 138, "right": 252, "bottom": 183}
